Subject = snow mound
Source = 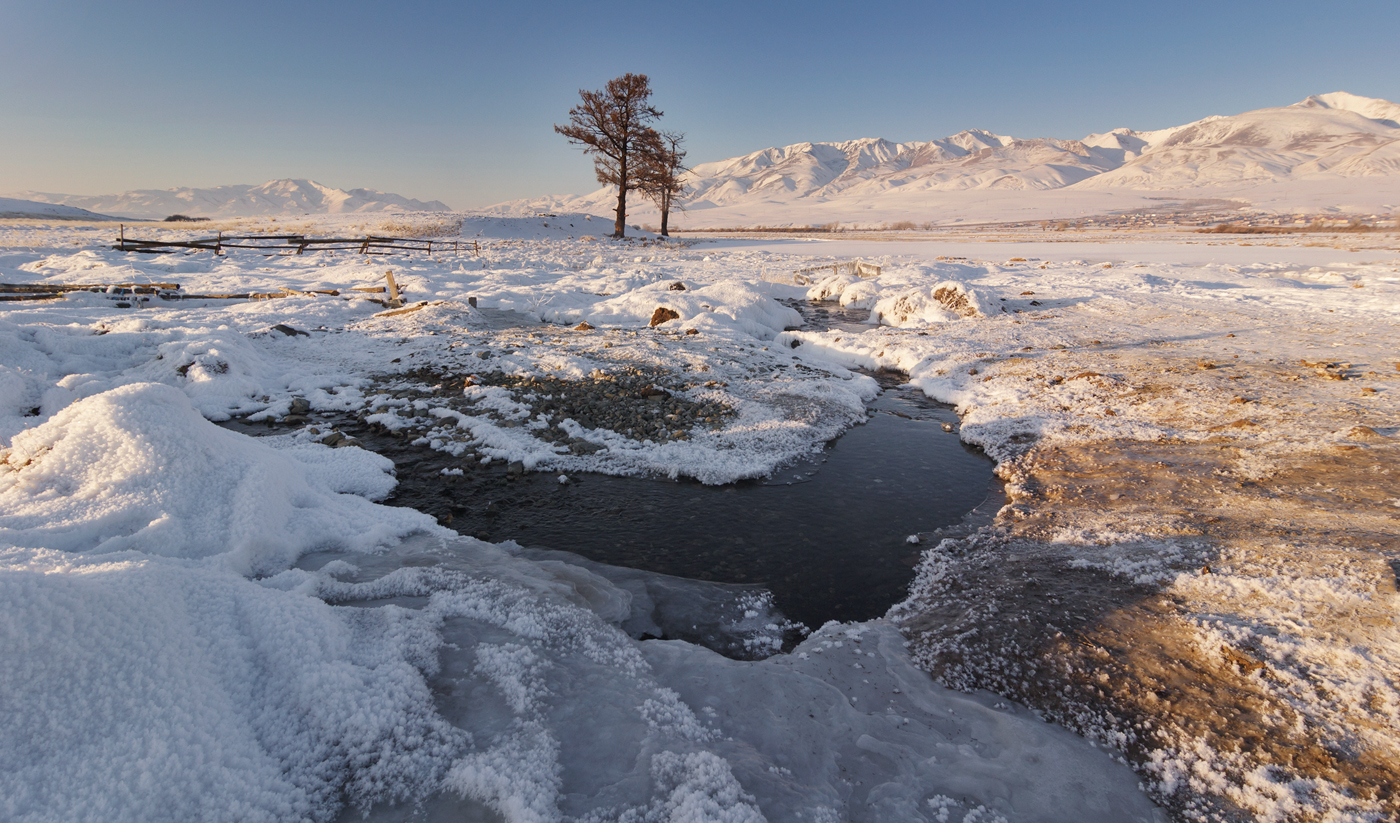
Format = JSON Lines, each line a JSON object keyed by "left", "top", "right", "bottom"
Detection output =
{"left": 0, "top": 383, "right": 437, "bottom": 573}
{"left": 547, "top": 279, "right": 801, "bottom": 340}
{"left": 871, "top": 282, "right": 986, "bottom": 327}
{"left": 806, "top": 272, "right": 862, "bottom": 301}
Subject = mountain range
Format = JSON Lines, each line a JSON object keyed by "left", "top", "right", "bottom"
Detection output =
{"left": 493, "top": 92, "right": 1400, "bottom": 226}
{"left": 10, "top": 179, "right": 451, "bottom": 220}
{"left": 0, "top": 197, "right": 119, "bottom": 221}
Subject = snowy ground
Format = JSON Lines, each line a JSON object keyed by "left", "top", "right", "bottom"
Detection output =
{"left": 3, "top": 212, "right": 1397, "bottom": 822}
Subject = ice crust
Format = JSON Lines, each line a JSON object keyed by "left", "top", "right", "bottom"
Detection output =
{"left": 0, "top": 383, "right": 1159, "bottom": 823}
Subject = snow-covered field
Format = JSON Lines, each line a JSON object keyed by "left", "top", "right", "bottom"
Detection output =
{"left": 3, "top": 212, "right": 1397, "bottom": 822}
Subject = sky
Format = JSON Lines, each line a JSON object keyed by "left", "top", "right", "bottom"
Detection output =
{"left": 2, "top": 0, "right": 1398, "bottom": 209}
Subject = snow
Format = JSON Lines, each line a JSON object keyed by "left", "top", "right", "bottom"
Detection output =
{"left": 4, "top": 209, "right": 1398, "bottom": 821}
{"left": 490, "top": 92, "right": 1400, "bottom": 228}
{"left": 0, "top": 383, "right": 433, "bottom": 571}
{"left": 0, "top": 197, "right": 116, "bottom": 221}
{"left": 8, "top": 179, "right": 451, "bottom": 220}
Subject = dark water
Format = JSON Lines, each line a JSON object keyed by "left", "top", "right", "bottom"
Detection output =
{"left": 232, "top": 301, "right": 1000, "bottom": 630}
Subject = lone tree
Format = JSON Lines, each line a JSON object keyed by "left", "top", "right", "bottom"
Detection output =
{"left": 637, "top": 129, "right": 687, "bottom": 237}
{"left": 554, "top": 73, "right": 662, "bottom": 239}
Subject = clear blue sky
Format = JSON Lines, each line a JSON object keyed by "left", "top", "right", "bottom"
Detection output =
{"left": 3, "top": 0, "right": 1396, "bottom": 209}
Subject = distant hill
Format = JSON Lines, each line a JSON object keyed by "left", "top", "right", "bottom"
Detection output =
{"left": 491, "top": 92, "right": 1400, "bottom": 225}
{"left": 0, "top": 197, "right": 118, "bottom": 221}
{"left": 12, "top": 179, "right": 452, "bottom": 220}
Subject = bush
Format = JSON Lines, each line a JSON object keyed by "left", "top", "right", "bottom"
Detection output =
{"left": 163, "top": 214, "right": 210, "bottom": 222}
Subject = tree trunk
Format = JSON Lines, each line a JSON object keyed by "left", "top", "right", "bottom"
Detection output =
{"left": 613, "top": 184, "right": 627, "bottom": 238}
{"left": 659, "top": 205, "right": 669, "bottom": 237}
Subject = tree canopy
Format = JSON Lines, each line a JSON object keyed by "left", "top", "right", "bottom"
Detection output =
{"left": 636, "top": 130, "right": 687, "bottom": 237}
{"left": 554, "top": 73, "right": 662, "bottom": 239}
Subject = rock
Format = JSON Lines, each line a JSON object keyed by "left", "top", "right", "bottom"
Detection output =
{"left": 507, "top": 461, "right": 525, "bottom": 476}
{"left": 668, "top": 282, "right": 686, "bottom": 291}
{"left": 289, "top": 397, "right": 312, "bottom": 415}
{"left": 281, "top": 415, "right": 309, "bottom": 425}
{"left": 572, "top": 437, "right": 604, "bottom": 453}
{"left": 332, "top": 438, "right": 361, "bottom": 449}
{"left": 574, "top": 321, "right": 595, "bottom": 331}
{"left": 649, "top": 306, "right": 681, "bottom": 326}
{"left": 906, "top": 534, "right": 921, "bottom": 545}
{"left": 941, "top": 423, "right": 955, "bottom": 432}
{"left": 685, "top": 328, "right": 698, "bottom": 335}
{"left": 320, "top": 432, "right": 345, "bottom": 447}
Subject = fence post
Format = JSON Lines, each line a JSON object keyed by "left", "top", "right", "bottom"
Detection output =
{"left": 119, "top": 224, "right": 125, "bottom": 251}
{"left": 385, "top": 270, "right": 401, "bottom": 307}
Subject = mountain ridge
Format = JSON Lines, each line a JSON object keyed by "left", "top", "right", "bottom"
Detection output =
{"left": 10, "top": 179, "right": 451, "bottom": 220}
{"left": 490, "top": 92, "right": 1400, "bottom": 222}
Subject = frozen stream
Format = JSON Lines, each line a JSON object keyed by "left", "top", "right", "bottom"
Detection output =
{"left": 227, "top": 302, "right": 999, "bottom": 636}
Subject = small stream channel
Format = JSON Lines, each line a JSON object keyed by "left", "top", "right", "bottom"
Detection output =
{"left": 231, "top": 300, "right": 1000, "bottom": 635}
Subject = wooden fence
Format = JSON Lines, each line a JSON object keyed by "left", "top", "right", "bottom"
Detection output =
{"left": 1, "top": 271, "right": 403, "bottom": 307}
{"left": 0, "top": 282, "right": 179, "bottom": 302}
{"left": 113, "top": 226, "right": 479, "bottom": 256}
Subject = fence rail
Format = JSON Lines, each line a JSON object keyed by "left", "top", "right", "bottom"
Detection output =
{"left": 1, "top": 270, "right": 405, "bottom": 307}
{"left": 113, "top": 227, "right": 479, "bottom": 256}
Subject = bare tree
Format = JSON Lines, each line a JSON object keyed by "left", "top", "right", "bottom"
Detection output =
{"left": 554, "top": 73, "right": 661, "bottom": 239}
{"left": 637, "top": 130, "right": 687, "bottom": 237}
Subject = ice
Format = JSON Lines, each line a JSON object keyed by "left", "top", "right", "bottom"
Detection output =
{"left": 292, "top": 535, "right": 1161, "bottom": 823}
{"left": 0, "top": 374, "right": 1159, "bottom": 821}
{"left": 0, "top": 549, "right": 461, "bottom": 823}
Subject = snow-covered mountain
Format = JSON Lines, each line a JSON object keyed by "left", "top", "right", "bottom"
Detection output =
{"left": 12, "top": 179, "right": 452, "bottom": 220}
{"left": 0, "top": 197, "right": 119, "bottom": 221}
{"left": 1075, "top": 92, "right": 1400, "bottom": 189}
{"left": 492, "top": 92, "right": 1400, "bottom": 223}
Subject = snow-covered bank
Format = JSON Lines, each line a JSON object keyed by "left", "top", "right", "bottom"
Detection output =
{"left": 1, "top": 216, "right": 1166, "bottom": 823}
{"left": 766, "top": 240, "right": 1400, "bottom": 821}
{"left": 0, "top": 373, "right": 1159, "bottom": 823}
{"left": 4, "top": 213, "right": 1397, "bottom": 821}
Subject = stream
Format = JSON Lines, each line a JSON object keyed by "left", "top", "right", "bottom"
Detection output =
{"left": 229, "top": 299, "right": 1000, "bottom": 640}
